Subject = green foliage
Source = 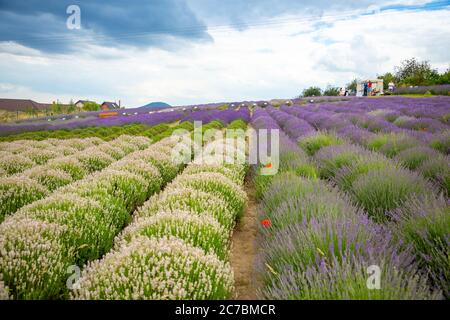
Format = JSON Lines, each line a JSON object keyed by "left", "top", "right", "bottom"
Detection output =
{"left": 302, "top": 86, "right": 322, "bottom": 97}
{"left": 298, "top": 133, "right": 343, "bottom": 156}
{"left": 254, "top": 148, "right": 318, "bottom": 200}
{"left": 227, "top": 119, "right": 247, "bottom": 131}
{"left": 82, "top": 101, "right": 101, "bottom": 112}
{"left": 323, "top": 86, "right": 340, "bottom": 96}
{"left": 436, "top": 67, "right": 450, "bottom": 85}
{"left": 0, "top": 123, "right": 172, "bottom": 142}
{"left": 395, "top": 147, "right": 438, "bottom": 170}
{"left": 334, "top": 160, "right": 395, "bottom": 192}
{"left": 346, "top": 79, "right": 358, "bottom": 93}
{"left": 396, "top": 197, "right": 450, "bottom": 298}
{"left": 394, "top": 58, "right": 441, "bottom": 86}
{"left": 350, "top": 167, "right": 432, "bottom": 222}
{"left": 430, "top": 133, "right": 450, "bottom": 154}
{"left": 366, "top": 133, "right": 419, "bottom": 157}
{"left": 378, "top": 72, "right": 396, "bottom": 90}
{"left": 315, "top": 148, "right": 364, "bottom": 179}
{"left": 418, "top": 156, "right": 450, "bottom": 196}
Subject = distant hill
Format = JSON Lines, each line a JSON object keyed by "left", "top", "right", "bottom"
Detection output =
{"left": 140, "top": 102, "right": 171, "bottom": 109}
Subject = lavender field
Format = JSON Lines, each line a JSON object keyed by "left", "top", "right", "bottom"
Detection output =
{"left": 0, "top": 97, "right": 449, "bottom": 300}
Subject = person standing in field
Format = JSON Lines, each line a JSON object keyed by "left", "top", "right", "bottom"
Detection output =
{"left": 388, "top": 81, "right": 395, "bottom": 92}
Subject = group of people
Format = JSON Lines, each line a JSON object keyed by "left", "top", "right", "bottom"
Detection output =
{"left": 363, "top": 81, "right": 374, "bottom": 96}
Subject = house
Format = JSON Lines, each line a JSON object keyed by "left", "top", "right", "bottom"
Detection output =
{"left": 0, "top": 98, "right": 50, "bottom": 112}
{"left": 74, "top": 100, "right": 91, "bottom": 110}
{"left": 100, "top": 101, "right": 120, "bottom": 110}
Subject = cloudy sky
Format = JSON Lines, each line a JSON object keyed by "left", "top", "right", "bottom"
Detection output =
{"left": 0, "top": 0, "right": 449, "bottom": 107}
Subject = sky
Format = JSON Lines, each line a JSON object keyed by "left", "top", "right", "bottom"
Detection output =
{"left": 0, "top": 0, "right": 449, "bottom": 107}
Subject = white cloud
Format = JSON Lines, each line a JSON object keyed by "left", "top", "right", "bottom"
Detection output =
{"left": 0, "top": 6, "right": 449, "bottom": 106}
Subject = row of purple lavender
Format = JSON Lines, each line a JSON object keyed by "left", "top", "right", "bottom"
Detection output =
{"left": 0, "top": 107, "right": 250, "bottom": 136}
{"left": 279, "top": 99, "right": 449, "bottom": 195}
{"left": 252, "top": 103, "right": 448, "bottom": 299}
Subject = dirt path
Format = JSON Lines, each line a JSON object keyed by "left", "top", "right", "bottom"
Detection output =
{"left": 230, "top": 176, "right": 259, "bottom": 300}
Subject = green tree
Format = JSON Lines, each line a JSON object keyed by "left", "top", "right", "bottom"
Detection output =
{"left": 323, "top": 86, "right": 340, "bottom": 96}
{"left": 302, "top": 86, "right": 322, "bottom": 97}
{"left": 378, "top": 72, "right": 395, "bottom": 90}
{"left": 83, "top": 101, "right": 100, "bottom": 111}
{"left": 394, "top": 58, "right": 440, "bottom": 86}
{"left": 347, "top": 79, "right": 358, "bottom": 93}
{"left": 67, "top": 99, "right": 76, "bottom": 113}
{"left": 437, "top": 67, "right": 450, "bottom": 85}
{"left": 51, "top": 101, "right": 62, "bottom": 114}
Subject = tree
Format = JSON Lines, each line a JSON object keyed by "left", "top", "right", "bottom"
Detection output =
{"left": 347, "top": 79, "right": 358, "bottom": 93}
{"left": 437, "top": 67, "right": 450, "bottom": 85}
{"left": 302, "top": 86, "right": 322, "bottom": 97}
{"left": 83, "top": 101, "right": 100, "bottom": 111}
{"left": 51, "top": 101, "right": 62, "bottom": 114}
{"left": 67, "top": 99, "right": 76, "bottom": 113}
{"left": 378, "top": 72, "right": 395, "bottom": 90}
{"left": 323, "top": 86, "right": 340, "bottom": 96}
{"left": 394, "top": 58, "right": 440, "bottom": 86}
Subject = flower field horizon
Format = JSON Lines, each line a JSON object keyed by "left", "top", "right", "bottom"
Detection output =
{"left": 0, "top": 96, "right": 449, "bottom": 300}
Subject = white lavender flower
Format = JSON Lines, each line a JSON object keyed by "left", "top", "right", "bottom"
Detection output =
{"left": 21, "top": 148, "right": 59, "bottom": 165}
{"left": 171, "top": 172, "right": 247, "bottom": 217}
{"left": 183, "top": 164, "right": 243, "bottom": 184}
{"left": 0, "top": 218, "right": 73, "bottom": 299}
{"left": 47, "top": 157, "right": 87, "bottom": 180}
{"left": 0, "top": 177, "right": 49, "bottom": 222}
{"left": 25, "top": 167, "right": 73, "bottom": 191}
{"left": 137, "top": 186, "right": 235, "bottom": 230}
{"left": 0, "top": 154, "right": 35, "bottom": 175}
{"left": 75, "top": 150, "right": 115, "bottom": 173}
{"left": 71, "top": 237, "right": 234, "bottom": 300}
{"left": 95, "top": 144, "right": 126, "bottom": 160}
{"left": 14, "top": 192, "right": 129, "bottom": 262}
{"left": 117, "top": 211, "right": 230, "bottom": 260}
{"left": 0, "top": 280, "right": 10, "bottom": 300}
{"left": 129, "top": 149, "right": 179, "bottom": 183}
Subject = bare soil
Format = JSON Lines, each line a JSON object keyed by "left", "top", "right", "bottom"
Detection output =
{"left": 230, "top": 176, "right": 259, "bottom": 300}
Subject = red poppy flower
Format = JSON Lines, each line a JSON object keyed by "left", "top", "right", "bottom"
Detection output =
{"left": 265, "top": 163, "right": 272, "bottom": 169}
{"left": 261, "top": 219, "right": 271, "bottom": 227}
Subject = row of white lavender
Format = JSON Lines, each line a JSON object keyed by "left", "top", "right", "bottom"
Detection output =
{"left": 70, "top": 137, "right": 248, "bottom": 300}
{"left": 0, "top": 135, "right": 153, "bottom": 222}
{"left": 0, "top": 134, "right": 191, "bottom": 299}
{"left": 0, "top": 137, "right": 105, "bottom": 177}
